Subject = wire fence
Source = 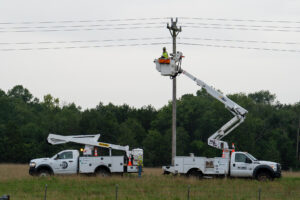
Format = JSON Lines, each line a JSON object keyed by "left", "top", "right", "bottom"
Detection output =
{"left": 1, "top": 183, "right": 296, "bottom": 200}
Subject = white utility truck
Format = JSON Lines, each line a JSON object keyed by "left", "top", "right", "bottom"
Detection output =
{"left": 155, "top": 53, "right": 281, "bottom": 180}
{"left": 29, "top": 134, "right": 143, "bottom": 177}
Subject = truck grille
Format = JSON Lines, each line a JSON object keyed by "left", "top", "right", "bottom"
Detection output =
{"left": 277, "top": 164, "right": 281, "bottom": 172}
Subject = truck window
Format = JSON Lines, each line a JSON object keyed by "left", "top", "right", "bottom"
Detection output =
{"left": 58, "top": 151, "right": 73, "bottom": 159}
{"left": 235, "top": 153, "right": 247, "bottom": 163}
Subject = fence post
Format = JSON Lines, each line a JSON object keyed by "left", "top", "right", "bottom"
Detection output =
{"left": 187, "top": 185, "right": 190, "bottom": 200}
{"left": 258, "top": 188, "right": 261, "bottom": 200}
{"left": 44, "top": 184, "right": 48, "bottom": 200}
{"left": 115, "top": 184, "right": 118, "bottom": 200}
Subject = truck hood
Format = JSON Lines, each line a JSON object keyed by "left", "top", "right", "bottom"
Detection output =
{"left": 257, "top": 160, "right": 277, "bottom": 166}
{"left": 30, "top": 158, "right": 51, "bottom": 164}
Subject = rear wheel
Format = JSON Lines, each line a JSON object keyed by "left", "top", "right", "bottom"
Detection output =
{"left": 187, "top": 170, "right": 202, "bottom": 179}
{"left": 96, "top": 168, "right": 111, "bottom": 177}
{"left": 256, "top": 171, "right": 272, "bottom": 181}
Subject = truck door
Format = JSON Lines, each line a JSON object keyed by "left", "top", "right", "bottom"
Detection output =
{"left": 230, "top": 153, "right": 253, "bottom": 177}
{"left": 52, "top": 151, "right": 77, "bottom": 174}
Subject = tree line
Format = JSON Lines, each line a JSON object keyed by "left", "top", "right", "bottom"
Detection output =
{"left": 0, "top": 85, "right": 299, "bottom": 169}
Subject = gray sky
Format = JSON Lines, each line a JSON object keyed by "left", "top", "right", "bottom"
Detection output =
{"left": 0, "top": 0, "right": 299, "bottom": 109}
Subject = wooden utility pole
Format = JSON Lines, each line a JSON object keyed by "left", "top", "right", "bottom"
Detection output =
{"left": 167, "top": 18, "right": 181, "bottom": 165}
{"left": 297, "top": 118, "right": 300, "bottom": 163}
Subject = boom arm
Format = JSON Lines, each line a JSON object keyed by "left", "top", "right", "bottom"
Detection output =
{"left": 180, "top": 70, "right": 248, "bottom": 150}
{"left": 47, "top": 133, "right": 131, "bottom": 157}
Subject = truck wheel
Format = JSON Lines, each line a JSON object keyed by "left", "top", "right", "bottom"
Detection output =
{"left": 256, "top": 171, "right": 272, "bottom": 181}
{"left": 187, "top": 170, "right": 202, "bottom": 179}
{"left": 163, "top": 171, "right": 170, "bottom": 175}
{"left": 96, "top": 168, "right": 111, "bottom": 177}
{"left": 38, "top": 170, "right": 51, "bottom": 177}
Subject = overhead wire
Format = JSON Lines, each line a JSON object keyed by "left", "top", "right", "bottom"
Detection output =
{"left": 180, "top": 17, "right": 300, "bottom": 24}
{"left": 0, "top": 42, "right": 171, "bottom": 51}
{"left": 0, "top": 37, "right": 170, "bottom": 45}
{"left": 0, "top": 25, "right": 164, "bottom": 33}
{"left": 178, "top": 42, "right": 300, "bottom": 53}
{"left": 181, "top": 22, "right": 300, "bottom": 30}
{"left": 1, "top": 41, "right": 299, "bottom": 52}
{"left": 1, "top": 17, "right": 300, "bottom": 25}
{"left": 2, "top": 37, "right": 298, "bottom": 46}
{"left": 2, "top": 22, "right": 299, "bottom": 32}
{"left": 0, "top": 22, "right": 166, "bottom": 30}
{"left": 1, "top": 17, "right": 300, "bottom": 33}
{"left": 180, "top": 37, "right": 300, "bottom": 45}
{"left": 181, "top": 25, "right": 300, "bottom": 33}
{"left": 0, "top": 17, "right": 170, "bottom": 25}
{"left": 0, "top": 17, "right": 300, "bottom": 52}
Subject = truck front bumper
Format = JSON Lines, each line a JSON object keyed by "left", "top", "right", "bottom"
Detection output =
{"left": 29, "top": 167, "right": 38, "bottom": 176}
{"left": 162, "top": 166, "right": 177, "bottom": 174}
{"left": 274, "top": 164, "right": 281, "bottom": 178}
{"left": 274, "top": 171, "right": 281, "bottom": 178}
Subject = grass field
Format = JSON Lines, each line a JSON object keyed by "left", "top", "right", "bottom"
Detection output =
{"left": 0, "top": 164, "right": 299, "bottom": 200}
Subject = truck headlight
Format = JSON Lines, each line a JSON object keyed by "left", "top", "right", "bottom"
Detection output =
{"left": 29, "top": 162, "right": 36, "bottom": 168}
{"left": 270, "top": 165, "right": 276, "bottom": 170}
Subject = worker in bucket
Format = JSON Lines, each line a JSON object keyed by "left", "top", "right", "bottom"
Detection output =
{"left": 161, "top": 47, "right": 169, "bottom": 59}
{"left": 137, "top": 155, "right": 143, "bottom": 178}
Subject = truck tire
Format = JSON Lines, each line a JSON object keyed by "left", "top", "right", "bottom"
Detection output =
{"left": 256, "top": 171, "right": 272, "bottom": 181}
{"left": 38, "top": 169, "right": 51, "bottom": 177}
{"left": 187, "top": 170, "right": 202, "bottom": 179}
{"left": 163, "top": 171, "right": 170, "bottom": 175}
{"left": 96, "top": 168, "right": 111, "bottom": 177}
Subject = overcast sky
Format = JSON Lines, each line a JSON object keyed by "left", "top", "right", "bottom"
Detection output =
{"left": 0, "top": 0, "right": 299, "bottom": 109}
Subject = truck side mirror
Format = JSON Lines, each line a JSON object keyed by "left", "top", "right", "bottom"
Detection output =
{"left": 54, "top": 154, "right": 59, "bottom": 160}
{"left": 245, "top": 158, "right": 252, "bottom": 164}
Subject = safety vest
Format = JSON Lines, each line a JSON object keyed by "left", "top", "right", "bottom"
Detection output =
{"left": 137, "top": 155, "right": 143, "bottom": 166}
{"left": 162, "top": 52, "right": 169, "bottom": 58}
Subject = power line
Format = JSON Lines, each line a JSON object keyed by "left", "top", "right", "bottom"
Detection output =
{"left": 0, "top": 42, "right": 170, "bottom": 51}
{"left": 181, "top": 22, "right": 300, "bottom": 30}
{"left": 0, "top": 22, "right": 166, "bottom": 30}
{"left": 0, "top": 25, "right": 163, "bottom": 33}
{"left": 0, "top": 17, "right": 170, "bottom": 25}
{"left": 4, "top": 22, "right": 297, "bottom": 32}
{"left": 0, "top": 37, "right": 170, "bottom": 45}
{"left": 178, "top": 42, "right": 300, "bottom": 53}
{"left": 180, "top": 17, "right": 300, "bottom": 24}
{"left": 180, "top": 37, "right": 300, "bottom": 45}
{"left": 182, "top": 25, "right": 300, "bottom": 33}
{"left": 1, "top": 17, "right": 300, "bottom": 26}
{"left": 2, "top": 37, "right": 297, "bottom": 46}
{"left": 1, "top": 41, "right": 299, "bottom": 53}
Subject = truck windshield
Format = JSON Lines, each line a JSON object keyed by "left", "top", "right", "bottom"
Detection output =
{"left": 246, "top": 153, "right": 257, "bottom": 161}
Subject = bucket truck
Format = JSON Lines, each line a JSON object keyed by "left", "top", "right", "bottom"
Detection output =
{"left": 154, "top": 53, "right": 281, "bottom": 180}
{"left": 29, "top": 134, "right": 143, "bottom": 177}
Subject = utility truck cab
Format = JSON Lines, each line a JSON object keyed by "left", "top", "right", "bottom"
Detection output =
{"left": 29, "top": 134, "right": 143, "bottom": 177}
{"left": 30, "top": 150, "right": 79, "bottom": 176}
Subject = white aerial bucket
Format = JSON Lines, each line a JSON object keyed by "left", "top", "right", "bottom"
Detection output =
{"left": 154, "top": 58, "right": 177, "bottom": 76}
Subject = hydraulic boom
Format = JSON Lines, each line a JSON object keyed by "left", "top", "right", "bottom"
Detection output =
{"left": 155, "top": 51, "right": 248, "bottom": 151}
{"left": 47, "top": 133, "right": 131, "bottom": 157}
{"left": 179, "top": 70, "right": 248, "bottom": 150}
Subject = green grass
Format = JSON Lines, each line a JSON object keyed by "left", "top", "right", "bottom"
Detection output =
{"left": 0, "top": 165, "right": 299, "bottom": 199}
